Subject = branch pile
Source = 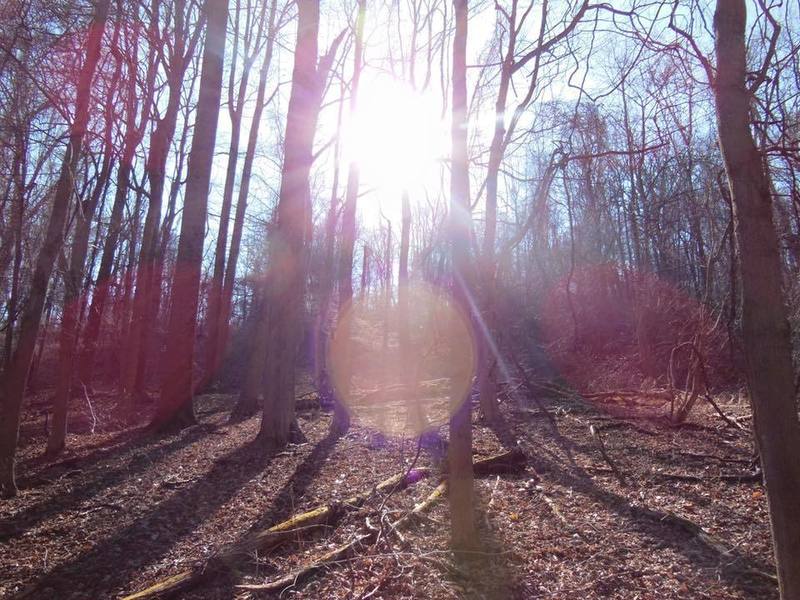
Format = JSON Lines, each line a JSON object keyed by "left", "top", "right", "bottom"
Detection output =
{"left": 122, "top": 449, "right": 526, "bottom": 599}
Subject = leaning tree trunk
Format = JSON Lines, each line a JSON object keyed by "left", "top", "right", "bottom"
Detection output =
{"left": 0, "top": 0, "right": 110, "bottom": 497}
{"left": 713, "top": 2, "right": 800, "bottom": 597}
{"left": 448, "top": 0, "right": 477, "bottom": 550}
{"left": 79, "top": 6, "right": 159, "bottom": 389}
{"left": 151, "top": 0, "right": 228, "bottom": 433}
{"left": 48, "top": 29, "right": 121, "bottom": 456}
{"left": 477, "top": 24, "right": 515, "bottom": 424}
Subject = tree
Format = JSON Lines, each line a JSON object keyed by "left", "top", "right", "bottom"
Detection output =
{"left": 448, "top": 0, "right": 476, "bottom": 550}
{"left": 713, "top": 1, "right": 800, "bottom": 596}
{"left": 151, "top": 0, "right": 228, "bottom": 432}
{"left": 0, "top": 0, "right": 111, "bottom": 497}
{"left": 255, "top": 0, "right": 343, "bottom": 448}
{"left": 79, "top": 0, "right": 161, "bottom": 388}
{"left": 331, "top": 0, "right": 367, "bottom": 437}
{"left": 203, "top": 0, "right": 274, "bottom": 389}
{"left": 122, "top": 0, "right": 204, "bottom": 414}
{"left": 47, "top": 18, "right": 123, "bottom": 455}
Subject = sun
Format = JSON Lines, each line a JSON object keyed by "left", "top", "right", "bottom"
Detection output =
{"left": 342, "top": 76, "right": 448, "bottom": 219}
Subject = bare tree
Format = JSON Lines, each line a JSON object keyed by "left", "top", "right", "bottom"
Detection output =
{"left": 331, "top": 0, "right": 367, "bottom": 437}
{"left": 0, "top": 0, "right": 111, "bottom": 497}
{"left": 79, "top": 0, "right": 161, "bottom": 388}
{"left": 47, "top": 17, "right": 123, "bottom": 456}
{"left": 448, "top": 0, "right": 476, "bottom": 551}
{"left": 255, "top": 0, "right": 343, "bottom": 448}
{"left": 151, "top": 0, "right": 228, "bottom": 432}
{"left": 713, "top": 1, "right": 800, "bottom": 595}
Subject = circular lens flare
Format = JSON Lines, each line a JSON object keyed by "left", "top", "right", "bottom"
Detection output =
{"left": 328, "top": 283, "right": 476, "bottom": 437}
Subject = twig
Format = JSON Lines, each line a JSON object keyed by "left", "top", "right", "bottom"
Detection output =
{"left": 82, "top": 383, "right": 98, "bottom": 434}
{"left": 589, "top": 424, "right": 627, "bottom": 486}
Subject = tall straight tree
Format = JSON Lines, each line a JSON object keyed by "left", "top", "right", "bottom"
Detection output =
{"left": 713, "top": 1, "right": 800, "bottom": 596}
{"left": 203, "top": 0, "right": 273, "bottom": 388}
{"left": 332, "top": 0, "right": 367, "bottom": 436}
{"left": 122, "top": 0, "right": 204, "bottom": 414}
{"left": 256, "top": 0, "right": 343, "bottom": 447}
{"left": 0, "top": 0, "right": 111, "bottom": 497}
{"left": 448, "top": 0, "right": 477, "bottom": 550}
{"left": 152, "top": 0, "right": 228, "bottom": 431}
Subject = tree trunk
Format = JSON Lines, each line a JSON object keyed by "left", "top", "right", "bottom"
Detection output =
{"left": 79, "top": 2, "right": 159, "bottom": 387}
{"left": 448, "top": 0, "right": 476, "bottom": 551}
{"left": 123, "top": 0, "right": 196, "bottom": 415}
{"left": 227, "top": 1, "right": 279, "bottom": 418}
{"left": 331, "top": 0, "right": 367, "bottom": 437}
{"left": 48, "top": 28, "right": 122, "bottom": 456}
{"left": 478, "top": 4, "right": 518, "bottom": 424}
{"left": 257, "top": 0, "right": 330, "bottom": 448}
{"left": 713, "top": 2, "right": 800, "bottom": 596}
{"left": 313, "top": 81, "right": 345, "bottom": 390}
{"left": 151, "top": 0, "right": 228, "bottom": 433}
{"left": 203, "top": 0, "right": 270, "bottom": 388}
{"left": 0, "top": 0, "right": 110, "bottom": 497}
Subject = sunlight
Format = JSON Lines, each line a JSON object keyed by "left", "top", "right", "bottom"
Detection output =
{"left": 328, "top": 282, "right": 476, "bottom": 437}
{"left": 342, "top": 76, "right": 448, "bottom": 220}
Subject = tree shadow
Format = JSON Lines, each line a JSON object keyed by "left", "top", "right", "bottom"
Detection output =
{"left": 429, "top": 498, "right": 524, "bottom": 600}
{"left": 19, "top": 438, "right": 277, "bottom": 598}
{"left": 205, "top": 430, "right": 342, "bottom": 595}
{"left": 16, "top": 425, "right": 149, "bottom": 483}
{"left": 1, "top": 425, "right": 212, "bottom": 542}
{"left": 516, "top": 430, "right": 778, "bottom": 598}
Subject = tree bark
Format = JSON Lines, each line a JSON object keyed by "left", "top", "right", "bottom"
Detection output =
{"left": 448, "top": 0, "right": 476, "bottom": 551}
{"left": 0, "top": 0, "right": 110, "bottom": 497}
{"left": 713, "top": 2, "right": 800, "bottom": 596}
{"left": 256, "top": 0, "right": 334, "bottom": 448}
{"left": 151, "top": 0, "right": 228, "bottom": 433}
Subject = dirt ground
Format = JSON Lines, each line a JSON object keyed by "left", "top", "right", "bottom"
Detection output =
{"left": 0, "top": 382, "right": 777, "bottom": 599}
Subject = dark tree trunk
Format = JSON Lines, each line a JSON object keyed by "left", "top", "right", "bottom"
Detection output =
{"left": 256, "top": 0, "right": 337, "bottom": 448}
{"left": 151, "top": 0, "right": 228, "bottom": 433}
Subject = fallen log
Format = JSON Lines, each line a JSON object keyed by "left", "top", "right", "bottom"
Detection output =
{"left": 120, "top": 467, "right": 430, "bottom": 599}
{"left": 122, "top": 450, "right": 525, "bottom": 599}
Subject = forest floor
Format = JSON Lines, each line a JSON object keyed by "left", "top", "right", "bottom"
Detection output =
{"left": 0, "top": 378, "right": 778, "bottom": 599}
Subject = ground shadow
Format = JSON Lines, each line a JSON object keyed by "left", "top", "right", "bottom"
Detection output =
{"left": 204, "top": 429, "right": 343, "bottom": 596}
{"left": 1, "top": 424, "right": 212, "bottom": 543}
{"left": 510, "top": 408, "right": 778, "bottom": 598}
{"left": 15, "top": 437, "right": 276, "bottom": 598}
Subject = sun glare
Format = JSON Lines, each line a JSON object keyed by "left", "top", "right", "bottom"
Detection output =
{"left": 342, "top": 77, "right": 448, "bottom": 218}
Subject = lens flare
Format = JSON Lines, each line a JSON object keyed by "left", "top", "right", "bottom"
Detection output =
{"left": 327, "top": 283, "right": 477, "bottom": 437}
